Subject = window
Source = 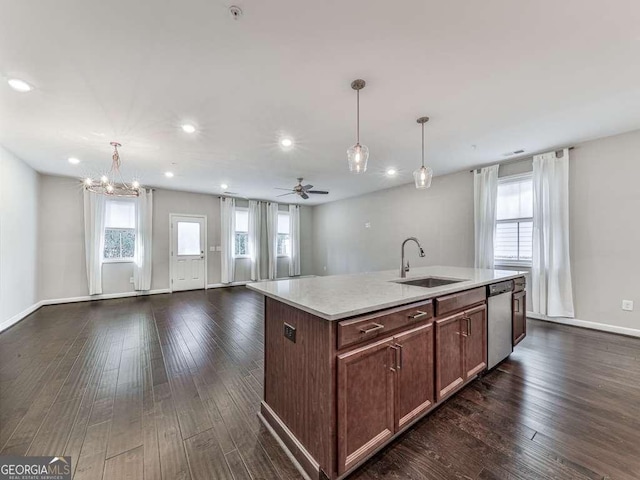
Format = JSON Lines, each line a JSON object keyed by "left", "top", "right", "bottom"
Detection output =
{"left": 495, "top": 173, "right": 533, "bottom": 266}
{"left": 277, "top": 212, "right": 290, "bottom": 256}
{"left": 234, "top": 209, "right": 249, "bottom": 257}
{"left": 104, "top": 199, "right": 136, "bottom": 261}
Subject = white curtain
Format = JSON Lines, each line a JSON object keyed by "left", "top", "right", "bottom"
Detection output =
{"left": 248, "top": 200, "right": 262, "bottom": 281}
{"left": 133, "top": 189, "right": 153, "bottom": 291}
{"left": 532, "top": 149, "right": 575, "bottom": 317}
{"left": 289, "top": 204, "right": 301, "bottom": 277}
{"left": 266, "top": 202, "right": 279, "bottom": 280}
{"left": 83, "top": 191, "right": 106, "bottom": 295}
{"left": 220, "top": 197, "right": 236, "bottom": 284}
{"left": 473, "top": 165, "right": 499, "bottom": 269}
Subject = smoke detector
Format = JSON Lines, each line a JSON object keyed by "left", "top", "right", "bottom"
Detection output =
{"left": 229, "top": 6, "right": 242, "bottom": 19}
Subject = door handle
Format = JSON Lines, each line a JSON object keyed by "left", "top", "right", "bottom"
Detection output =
{"left": 461, "top": 317, "right": 470, "bottom": 337}
{"left": 389, "top": 345, "right": 399, "bottom": 371}
{"left": 396, "top": 343, "right": 403, "bottom": 369}
{"left": 408, "top": 310, "right": 428, "bottom": 321}
{"left": 359, "top": 323, "right": 384, "bottom": 335}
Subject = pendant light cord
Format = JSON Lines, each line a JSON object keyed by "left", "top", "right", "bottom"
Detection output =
{"left": 421, "top": 122, "right": 425, "bottom": 168}
{"left": 356, "top": 88, "right": 360, "bottom": 144}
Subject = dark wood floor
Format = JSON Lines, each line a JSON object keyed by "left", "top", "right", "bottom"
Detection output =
{"left": 1, "top": 288, "right": 639, "bottom": 480}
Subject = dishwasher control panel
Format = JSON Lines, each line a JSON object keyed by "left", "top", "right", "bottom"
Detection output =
{"left": 488, "top": 280, "right": 514, "bottom": 296}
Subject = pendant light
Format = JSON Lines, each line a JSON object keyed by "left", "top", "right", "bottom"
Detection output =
{"left": 347, "top": 79, "right": 369, "bottom": 173}
{"left": 414, "top": 117, "right": 433, "bottom": 189}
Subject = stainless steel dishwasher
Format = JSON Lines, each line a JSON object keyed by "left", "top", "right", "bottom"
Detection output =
{"left": 487, "top": 280, "right": 514, "bottom": 370}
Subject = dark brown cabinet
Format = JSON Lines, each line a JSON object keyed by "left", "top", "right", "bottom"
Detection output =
{"left": 463, "top": 304, "right": 487, "bottom": 379}
{"left": 435, "top": 304, "right": 487, "bottom": 402}
{"left": 262, "top": 278, "right": 525, "bottom": 480}
{"left": 337, "top": 338, "right": 395, "bottom": 475}
{"left": 513, "top": 290, "right": 526, "bottom": 345}
{"left": 435, "top": 313, "right": 465, "bottom": 401}
{"left": 337, "top": 321, "right": 436, "bottom": 474}
{"left": 393, "top": 323, "right": 435, "bottom": 429}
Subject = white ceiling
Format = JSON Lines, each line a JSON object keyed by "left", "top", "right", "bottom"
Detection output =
{"left": 2, "top": 0, "right": 640, "bottom": 204}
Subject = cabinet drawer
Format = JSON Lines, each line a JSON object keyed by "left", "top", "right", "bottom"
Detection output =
{"left": 337, "top": 300, "right": 433, "bottom": 350}
{"left": 514, "top": 276, "right": 526, "bottom": 293}
{"left": 434, "top": 287, "right": 486, "bottom": 317}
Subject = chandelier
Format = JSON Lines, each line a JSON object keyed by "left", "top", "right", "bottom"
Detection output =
{"left": 83, "top": 142, "right": 141, "bottom": 197}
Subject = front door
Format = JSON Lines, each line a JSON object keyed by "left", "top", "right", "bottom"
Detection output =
{"left": 171, "top": 215, "right": 206, "bottom": 291}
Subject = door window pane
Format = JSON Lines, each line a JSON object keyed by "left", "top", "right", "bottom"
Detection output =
{"left": 177, "top": 222, "right": 201, "bottom": 255}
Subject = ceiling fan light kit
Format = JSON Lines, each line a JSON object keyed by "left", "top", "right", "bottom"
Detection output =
{"left": 347, "top": 79, "right": 369, "bottom": 174}
{"left": 414, "top": 116, "right": 433, "bottom": 189}
{"left": 82, "top": 142, "right": 142, "bottom": 197}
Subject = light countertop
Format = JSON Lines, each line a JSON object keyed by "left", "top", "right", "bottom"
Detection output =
{"left": 247, "top": 266, "right": 525, "bottom": 321}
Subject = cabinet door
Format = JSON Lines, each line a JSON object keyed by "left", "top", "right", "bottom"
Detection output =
{"left": 463, "top": 304, "right": 487, "bottom": 379}
{"left": 513, "top": 290, "right": 527, "bottom": 346}
{"left": 435, "top": 313, "right": 465, "bottom": 402}
{"left": 337, "top": 338, "right": 395, "bottom": 475}
{"left": 394, "top": 323, "right": 434, "bottom": 429}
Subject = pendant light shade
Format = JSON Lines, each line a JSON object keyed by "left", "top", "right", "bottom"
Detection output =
{"left": 414, "top": 116, "right": 433, "bottom": 189}
{"left": 347, "top": 79, "right": 368, "bottom": 173}
{"left": 347, "top": 143, "right": 369, "bottom": 173}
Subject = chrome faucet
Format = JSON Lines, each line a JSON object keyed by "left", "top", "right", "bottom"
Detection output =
{"left": 400, "top": 237, "right": 426, "bottom": 278}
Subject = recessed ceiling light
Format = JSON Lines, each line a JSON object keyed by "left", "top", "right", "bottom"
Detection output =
{"left": 386, "top": 168, "right": 397, "bottom": 176}
{"left": 221, "top": 183, "right": 229, "bottom": 190}
{"left": 7, "top": 78, "right": 32, "bottom": 92}
{"left": 165, "top": 171, "right": 174, "bottom": 178}
{"left": 68, "top": 157, "right": 80, "bottom": 165}
{"left": 280, "top": 137, "right": 293, "bottom": 148}
{"left": 181, "top": 124, "right": 196, "bottom": 134}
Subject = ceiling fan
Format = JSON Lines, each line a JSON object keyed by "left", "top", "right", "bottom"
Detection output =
{"left": 275, "top": 178, "right": 329, "bottom": 200}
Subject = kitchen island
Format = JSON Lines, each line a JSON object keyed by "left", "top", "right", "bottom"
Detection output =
{"left": 248, "top": 266, "right": 527, "bottom": 480}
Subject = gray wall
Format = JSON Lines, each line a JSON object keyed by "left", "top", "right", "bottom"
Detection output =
{"left": 312, "top": 170, "right": 474, "bottom": 275}
{"left": 487, "top": 133, "right": 640, "bottom": 330}
{"left": 37, "top": 175, "right": 314, "bottom": 300}
{"left": 569, "top": 130, "right": 640, "bottom": 329}
{"left": 311, "top": 131, "right": 640, "bottom": 332}
{"left": 0, "top": 146, "right": 39, "bottom": 328}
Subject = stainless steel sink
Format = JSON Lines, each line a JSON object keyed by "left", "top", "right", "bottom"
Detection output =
{"left": 394, "top": 276, "right": 466, "bottom": 288}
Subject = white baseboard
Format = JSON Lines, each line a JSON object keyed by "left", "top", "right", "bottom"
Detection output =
{"left": 207, "top": 275, "right": 316, "bottom": 290}
{"left": 0, "top": 289, "right": 171, "bottom": 334}
{"left": 41, "top": 289, "right": 171, "bottom": 306}
{"left": 0, "top": 302, "right": 43, "bottom": 333}
{"left": 527, "top": 311, "right": 640, "bottom": 338}
{"left": 207, "top": 281, "right": 253, "bottom": 288}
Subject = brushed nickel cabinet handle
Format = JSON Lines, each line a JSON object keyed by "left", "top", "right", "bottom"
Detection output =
{"left": 408, "top": 310, "right": 428, "bottom": 320}
{"left": 396, "top": 344, "right": 403, "bottom": 369}
{"left": 389, "top": 345, "right": 399, "bottom": 371}
{"left": 467, "top": 317, "right": 471, "bottom": 336}
{"left": 359, "top": 323, "right": 384, "bottom": 334}
{"left": 461, "top": 317, "right": 470, "bottom": 337}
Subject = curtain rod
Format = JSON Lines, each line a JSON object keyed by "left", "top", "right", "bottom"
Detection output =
{"left": 470, "top": 146, "right": 574, "bottom": 173}
{"left": 217, "top": 195, "right": 300, "bottom": 207}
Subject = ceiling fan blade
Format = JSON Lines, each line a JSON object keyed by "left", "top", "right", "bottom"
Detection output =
{"left": 277, "top": 192, "right": 295, "bottom": 197}
{"left": 275, "top": 188, "right": 294, "bottom": 191}
{"left": 302, "top": 184, "right": 313, "bottom": 190}
{"left": 307, "top": 190, "right": 329, "bottom": 194}
{"left": 300, "top": 192, "right": 309, "bottom": 200}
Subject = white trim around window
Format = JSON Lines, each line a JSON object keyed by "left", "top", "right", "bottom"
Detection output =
{"left": 494, "top": 172, "right": 533, "bottom": 268}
